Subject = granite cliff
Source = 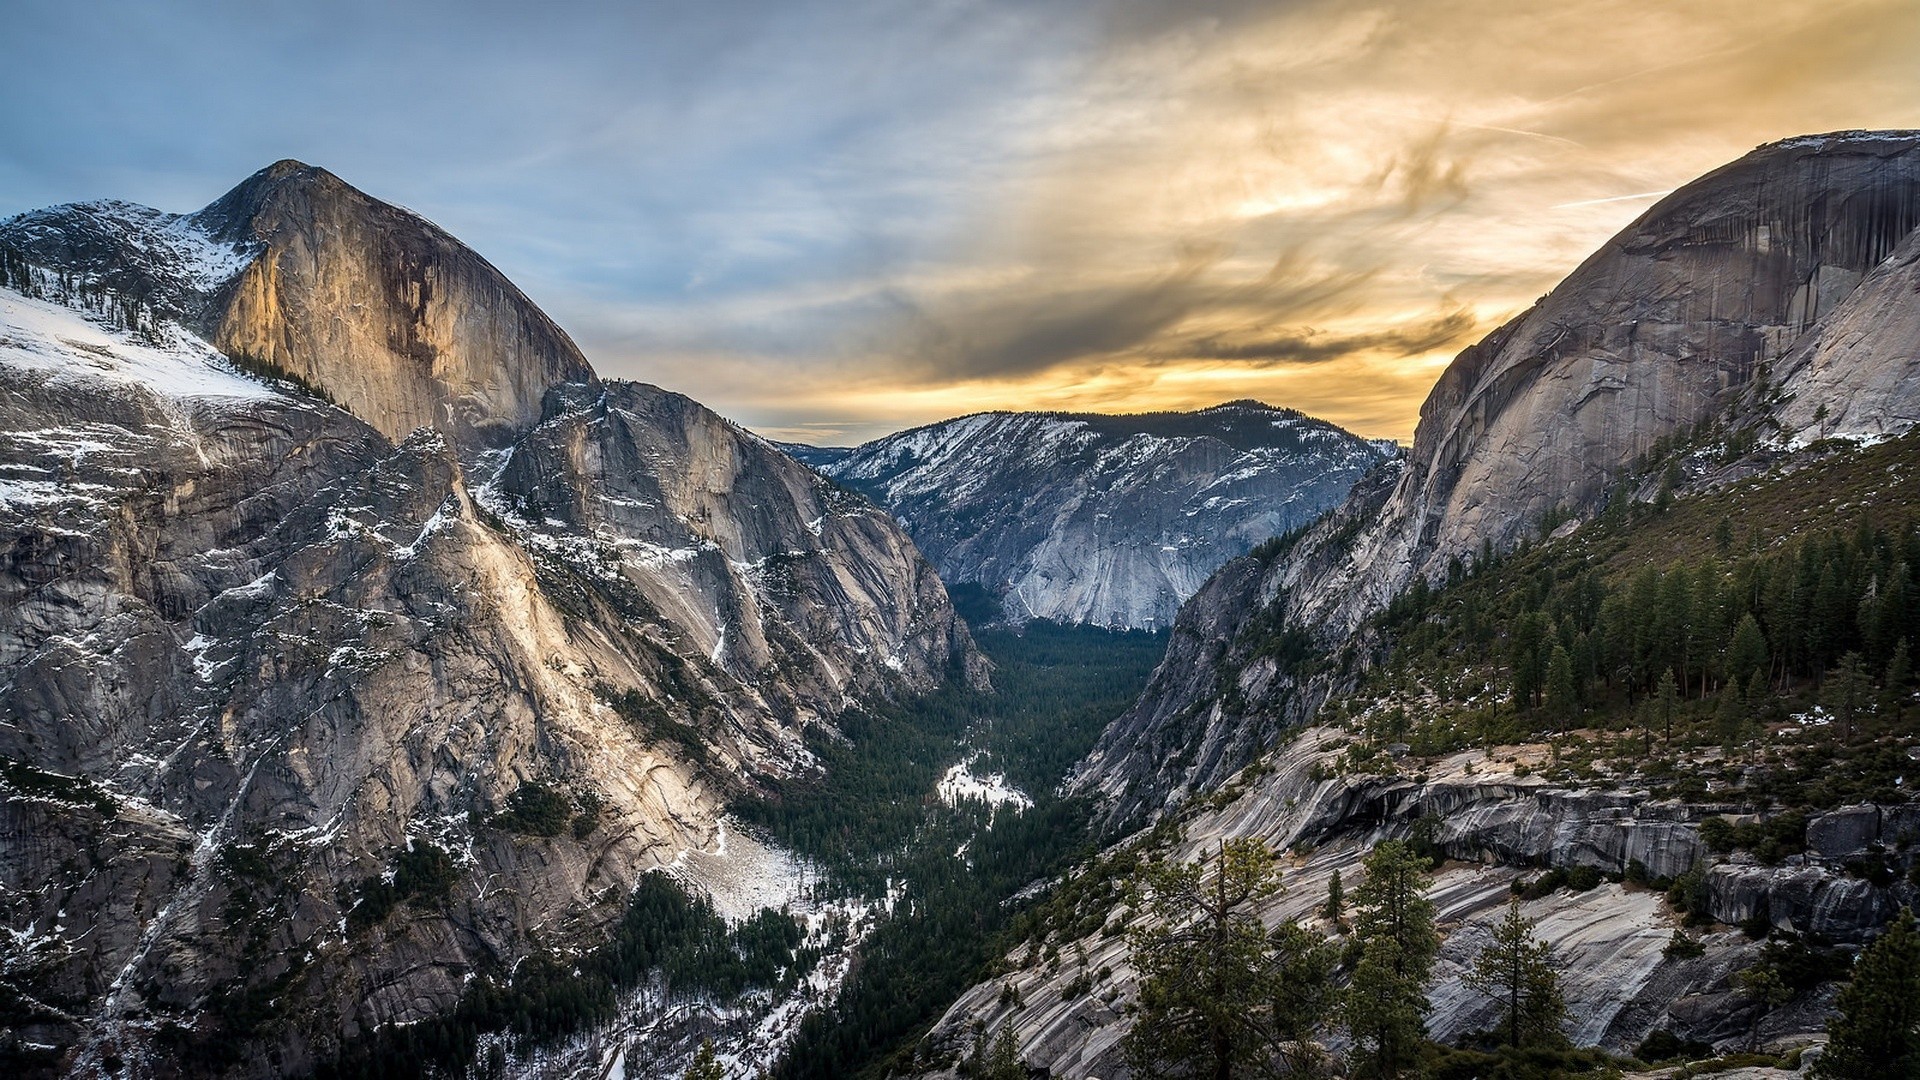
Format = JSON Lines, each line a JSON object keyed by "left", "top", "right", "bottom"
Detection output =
{"left": 0, "top": 164, "right": 973, "bottom": 1075}
{"left": 1075, "top": 131, "right": 1920, "bottom": 817}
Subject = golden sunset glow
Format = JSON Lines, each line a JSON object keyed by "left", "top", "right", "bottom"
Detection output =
{"left": 659, "top": 0, "right": 1920, "bottom": 444}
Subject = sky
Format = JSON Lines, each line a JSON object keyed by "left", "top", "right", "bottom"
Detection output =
{"left": 4, "top": 0, "right": 1918, "bottom": 444}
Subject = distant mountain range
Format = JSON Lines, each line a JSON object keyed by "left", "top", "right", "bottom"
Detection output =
{"left": 804, "top": 403, "right": 1396, "bottom": 629}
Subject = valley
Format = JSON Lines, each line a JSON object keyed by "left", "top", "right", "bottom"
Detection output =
{"left": 4, "top": 126, "right": 1920, "bottom": 1080}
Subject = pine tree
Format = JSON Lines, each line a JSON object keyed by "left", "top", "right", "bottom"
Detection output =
{"left": 1714, "top": 680, "right": 1747, "bottom": 751}
{"left": 1816, "top": 909, "right": 1920, "bottom": 1078}
{"left": 1344, "top": 841, "right": 1438, "bottom": 1079}
{"left": 1544, "top": 645, "right": 1577, "bottom": 718}
{"left": 1655, "top": 668, "right": 1681, "bottom": 744}
{"left": 1888, "top": 639, "right": 1913, "bottom": 727}
{"left": 684, "top": 1039, "right": 724, "bottom": 1080}
{"left": 1726, "top": 613, "right": 1769, "bottom": 690}
{"left": 1324, "top": 870, "right": 1345, "bottom": 930}
{"left": 1269, "top": 921, "right": 1341, "bottom": 1074}
{"left": 1466, "top": 899, "right": 1565, "bottom": 1049}
{"left": 1825, "top": 652, "right": 1871, "bottom": 742}
{"left": 1124, "top": 838, "right": 1286, "bottom": 1080}
{"left": 965, "top": 1017, "right": 1025, "bottom": 1080}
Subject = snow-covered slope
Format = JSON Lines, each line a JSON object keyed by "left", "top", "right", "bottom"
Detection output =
{"left": 823, "top": 403, "right": 1394, "bottom": 629}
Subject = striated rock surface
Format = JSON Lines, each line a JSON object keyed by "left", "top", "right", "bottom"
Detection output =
{"left": 927, "top": 731, "right": 1897, "bottom": 1078}
{"left": 822, "top": 403, "right": 1393, "bottom": 629}
{"left": 0, "top": 164, "right": 974, "bottom": 1075}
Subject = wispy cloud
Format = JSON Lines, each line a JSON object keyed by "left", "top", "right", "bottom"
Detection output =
{"left": 3, "top": 0, "right": 1917, "bottom": 444}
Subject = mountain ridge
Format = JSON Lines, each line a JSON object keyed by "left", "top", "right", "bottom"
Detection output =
{"left": 0, "top": 161, "right": 976, "bottom": 1076}
{"left": 821, "top": 401, "right": 1395, "bottom": 629}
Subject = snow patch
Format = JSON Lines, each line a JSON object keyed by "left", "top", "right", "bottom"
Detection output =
{"left": 937, "top": 756, "right": 1033, "bottom": 815}
{"left": 0, "top": 286, "right": 279, "bottom": 402}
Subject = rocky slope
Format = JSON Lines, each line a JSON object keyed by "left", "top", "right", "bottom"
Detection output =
{"left": 0, "top": 165, "right": 974, "bottom": 1075}
{"left": 927, "top": 729, "right": 1884, "bottom": 1078}
{"left": 821, "top": 403, "right": 1393, "bottom": 629}
{"left": 1074, "top": 130, "right": 1920, "bottom": 816}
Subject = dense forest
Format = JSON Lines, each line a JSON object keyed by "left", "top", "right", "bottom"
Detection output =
{"left": 744, "top": 621, "right": 1168, "bottom": 1079}
{"left": 1323, "top": 432, "right": 1920, "bottom": 813}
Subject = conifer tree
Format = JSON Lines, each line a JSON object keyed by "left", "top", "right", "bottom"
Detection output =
{"left": 1654, "top": 668, "right": 1681, "bottom": 744}
{"left": 1714, "top": 680, "right": 1746, "bottom": 751}
{"left": 1324, "top": 870, "right": 1345, "bottom": 930}
{"left": 1545, "top": 645, "right": 1577, "bottom": 718}
{"left": 1727, "top": 613, "right": 1769, "bottom": 690}
{"left": 1124, "top": 838, "right": 1286, "bottom": 1080}
{"left": 1344, "top": 841, "right": 1438, "bottom": 1079}
{"left": 965, "top": 1017, "right": 1026, "bottom": 1080}
{"left": 1269, "top": 921, "right": 1340, "bottom": 1074}
{"left": 1816, "top": 909, "right": 1920, "bottom": 1078}
{"left": 1466, "top": 900, "right": 1564, "bottom": 1049}
{"left": 1825, "top": 652, "right": 1871, "bottom": 742}
{"left": 685, "top": 1039, "right": 724, "bottom": 1080}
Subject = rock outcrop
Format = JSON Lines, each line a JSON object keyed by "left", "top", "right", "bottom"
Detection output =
{"left": 0, "top": 164, "right": 974, "bottom": 1075}
{"left": 1074, "top": 131, "right": 1920, "bottom": 817}
{"left": 928, "top": 730, "right": 1897, "bottom": 1078}
{"left": 1291, "top": 131, "right": 1920, "bottom": 634}
{"left": 822, "top": 403, "right": 1393, "bottom": 629}
{"left": 2, "top": 160, "right": 599, "bottom": 449}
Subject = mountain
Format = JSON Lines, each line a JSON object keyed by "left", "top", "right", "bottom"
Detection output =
{"left": 909, "top": 130, "right": 1920, "bottom": 1080}
{"left": 819, "top": 403, "right": 1395, "bottom": 629}
{"left": 0, "top": 164, "right": 975, "bottom": 1074}
{"left": 1073, "top": 130, "right": 1920, "bottom": 816}
{"left": 769, "top": 440, "right": 853, "bottom": 470}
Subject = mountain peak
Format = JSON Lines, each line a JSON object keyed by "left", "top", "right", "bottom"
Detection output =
{"left": 188, "top": 161, "right": 596, "bottom": 446}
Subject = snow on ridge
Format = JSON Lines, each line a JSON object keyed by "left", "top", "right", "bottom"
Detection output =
{"left": 0, "top": 286, "right": 279, "bottom": 402}
{"left": 5, "top": 199, "right": 257, "bottom": 295}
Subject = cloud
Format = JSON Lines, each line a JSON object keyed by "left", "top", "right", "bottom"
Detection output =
{"left": 1176, "top": 304, "right": 1481, "bottom": 364}
{"left": 4, "top": 0, "right": 1918, "bottom": 445}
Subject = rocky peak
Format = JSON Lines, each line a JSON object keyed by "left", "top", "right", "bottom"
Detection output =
{"left": 193, "top": 160, "right": 598, "bottom": 448}
{"left": 1290, "top": 129, "right": 1920, "bottom": 633}
{"left": 823, "top": 404, "right": 1393, "bottom": 629}
{"left": 1072, "top": 131, "right": 1920, "bottom": 819}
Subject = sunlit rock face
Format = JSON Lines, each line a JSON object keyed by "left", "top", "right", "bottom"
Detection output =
{"left": 0, "top": 164, "right": 973, "bottom": 1073}
{"left": 0, "top": 159, "right": 601, "bottom": 450}
{"left": 823, "top": 403, "right": 1393, "bottom": 630}
{"left": 1074, "top": 131, "right": 1920, "bottom": 818}
{"left": 1291, "top": 130, "right": 1920, "bottom": 634}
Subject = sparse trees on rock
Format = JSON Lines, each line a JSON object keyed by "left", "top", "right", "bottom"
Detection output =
{"left": 1466, "top": 899, "right": 1565, "bottom": 1049}
{"left": 963, "top": 1017, "right": 1026, "bottom": 1080}
{"left": 684, "top": 1039, "right": 724, "bottom": 1080}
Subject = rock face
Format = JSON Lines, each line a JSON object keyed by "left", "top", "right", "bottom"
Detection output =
{"left": 928, "top": 731, "right": 1901, "bottom": 1079}
{"left": 1294, "top": 131, "right": 1920, "bottom": 634}
{"left": 2, "top": 160, "right": 599, "bottom": 449}
{"left": 822, "top": 403, "right": 1393, "bottom": 629}
{"left": 0, "top": 166, "right": 973, "bottom": 1074}
{"left": 1074, "top": 131, "right": 1920, "bottom": 817}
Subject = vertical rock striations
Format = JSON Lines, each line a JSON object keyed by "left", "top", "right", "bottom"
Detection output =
{"left": 0, "top": 162, "right": 975, "bottom": 1074}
